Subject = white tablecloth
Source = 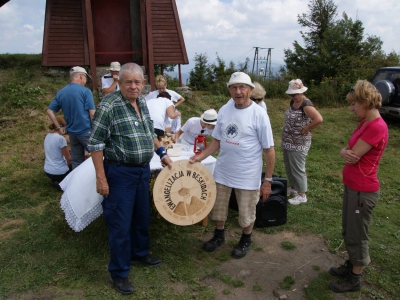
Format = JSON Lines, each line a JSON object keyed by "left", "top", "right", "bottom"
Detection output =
{"left": 59, "top": 151, "right": 216, "bottom": 232}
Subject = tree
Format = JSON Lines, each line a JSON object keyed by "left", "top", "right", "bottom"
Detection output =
{"left": 283, "top": 0, "right": 392, "bottom": 85}
{"left": 189, "top": 53, "right": 213, "bottom": 90}
{"left": 284, "top": 0, "right": 338, "bottom": 83}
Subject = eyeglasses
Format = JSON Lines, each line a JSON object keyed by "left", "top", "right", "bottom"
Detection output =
{"left": 229, "top": 85, "right": 248, "bottom": 91}
{"left": 251, "top": 97, "right": 263, "bottom": 102}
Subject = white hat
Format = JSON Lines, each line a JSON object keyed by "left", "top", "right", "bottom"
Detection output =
{"left": 69, "top": 66, "right": 91, "bottom": 79}
{"left": 201, "top": 109, "right": 218, "bottom": 125}
{"left": 226, "top": 72, "right": 255, "bottom": 88}
{"left": 286, "top": 79, "right": 308, "bottom": 94}
{"left": 109, "top": 61, "right": 121, "bottom": 71}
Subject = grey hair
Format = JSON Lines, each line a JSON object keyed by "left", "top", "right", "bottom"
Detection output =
{"left": 70, "top": 72, "right": 81, "bottom": 80}
{"left": 251, "top": 81, "right": 266, "bottom": 99}
{"left": 119, "top": 63, "right": 144, "bottom": 80}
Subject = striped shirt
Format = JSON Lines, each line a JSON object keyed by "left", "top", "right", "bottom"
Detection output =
{"left": 87, "top": 91, "right": 156, "bottom": 164}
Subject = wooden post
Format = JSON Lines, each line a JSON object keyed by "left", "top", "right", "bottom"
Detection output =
{"left": 84, "top": 0, "right": 97, "bottom": 92}
{"left": 145, "top": 0, "right": 155, "bottom": 90}
{"left": 178, "top": 64, "right": 182, "bottom": 87}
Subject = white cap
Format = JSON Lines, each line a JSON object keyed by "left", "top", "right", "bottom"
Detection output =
{"left": 226, "top": 72, "right": 255, "bottom": 88}
{"left": 109, "top": 61, "right": 121, "bottom": 71}
{"left": 286, "top": 79, "right": 308, "bottom": 94}
{"left": 201, "top": 109, "right": 218, "bottom": 125}
{"left": 69, "top": 66, "right": 91, "bottom": 79}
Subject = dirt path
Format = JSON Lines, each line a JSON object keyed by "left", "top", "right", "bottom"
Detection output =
{"left": 200, "top": 229, "right": 370, "bottom": 300}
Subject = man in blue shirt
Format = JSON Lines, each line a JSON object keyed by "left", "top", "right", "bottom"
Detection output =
{"left": 47, "top": 66, "right": 95, "bottom": 169}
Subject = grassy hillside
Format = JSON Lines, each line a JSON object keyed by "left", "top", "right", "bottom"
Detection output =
{"left": 0, "top": 55, "right": 399, "bottom": 299}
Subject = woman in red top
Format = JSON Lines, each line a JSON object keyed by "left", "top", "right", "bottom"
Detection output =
{"left": 329, "top": 80, "right": 388, "bottom": 293}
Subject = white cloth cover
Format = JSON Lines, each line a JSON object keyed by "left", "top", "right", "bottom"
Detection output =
{"left": 59, "top": 157, "right": 103, "bottom": 232}
{"left": 60, "top": 151, "right": 216, "bottom": 232}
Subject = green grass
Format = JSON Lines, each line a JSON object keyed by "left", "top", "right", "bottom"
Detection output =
{"left": 281, "top": 241, "right": 297, "bottom": 250}
{"left": 279, "top": 275, "right": 296, "bottom": 290}
{"left": 1, "top": 55, "right": 400, "bottom": 299}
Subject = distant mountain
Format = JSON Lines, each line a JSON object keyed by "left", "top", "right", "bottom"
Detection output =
{"left": 165, "top": 63, "right": 284, "bottom": 86}
{"left": 165, "top": 71, "right": 190, "bottom": 86}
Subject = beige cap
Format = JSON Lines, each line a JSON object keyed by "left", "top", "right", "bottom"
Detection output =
{"left": 69, "top": 66, "right": 91, "bottom": 79}
{"left": 109, "top": 61, "right": 121, "bottom": 71}
{"left": 153, "top": 160, "right": 216, "bottom": 226}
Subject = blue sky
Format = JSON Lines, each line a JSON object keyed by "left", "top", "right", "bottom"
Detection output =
{"left": 0, "top": 0, "right": 399, "bottom": 75}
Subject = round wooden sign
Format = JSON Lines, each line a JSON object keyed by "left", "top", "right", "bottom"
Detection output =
{"left": 153, "top": 159, "right": 216, "bottom": 226}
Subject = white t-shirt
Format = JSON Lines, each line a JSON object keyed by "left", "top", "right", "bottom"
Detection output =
{"left": 145, "top": 89, "right": 182, "bottom": 103}
{"left": 101, "top": 73, "right": 120, "bottom": 92}
{"left": 180, "top": 117, "right": 214, "bottom": 145}
{"left": 212, "top": 100, "right": 274, "bottom": 190}
{"left": 258, "top": 100, "right": 267, "bottom": 113}
{"left": 145, "top": 89, "right": 183, "bottom": 129}
{"left": 44, "top": 133, "right": 69, "bottom": 175}
{"left": 146, "top": 97, "right": 174, "bottom": 130}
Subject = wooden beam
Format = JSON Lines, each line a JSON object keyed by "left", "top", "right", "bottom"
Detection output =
{"left": 41, "top": 0, "right": 51, "bottom": 66}
{"left": 145, "top": 0, "right": 155, "bottom": 90}
{"left": 178, "top": 64, "right": 182, "bottom": 87}
{"left": 140, "top": 0, "right": 149, "bottom": 83}
{"left": 84, "top": 0, "right": 97, "bottom": 93}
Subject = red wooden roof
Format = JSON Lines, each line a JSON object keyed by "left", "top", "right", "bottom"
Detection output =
{"left": 0, "top": 0, "right": 10, "bottom": 8}
{"left": 40, "top": 0, "right": 188, "bottom": 90}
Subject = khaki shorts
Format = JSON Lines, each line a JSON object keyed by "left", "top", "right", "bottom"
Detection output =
{"left": 210, "top": 183, "right": 260, "bottom": 228}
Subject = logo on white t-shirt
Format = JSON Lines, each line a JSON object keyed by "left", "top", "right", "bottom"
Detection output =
{"left": 225, "top": 124, "right": 239, "bottom": 139}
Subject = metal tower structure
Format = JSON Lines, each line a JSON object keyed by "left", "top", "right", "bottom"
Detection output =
{"left": 251, "top": 47, "right": 266, "bottom": 75}
{"left": 264, "top": 48, "right": 273, "bottom": 79}
{"left": 252, "top": 47, "right": 273, "bottom": 80}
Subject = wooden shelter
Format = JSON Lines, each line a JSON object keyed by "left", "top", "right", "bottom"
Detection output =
{"left": 40, "top": 0, "right": 188, "bottom": 90}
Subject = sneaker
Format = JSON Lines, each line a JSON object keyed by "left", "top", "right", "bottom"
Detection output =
{"left": 110, "top": 275, "right": 135, "bottom": 295}
{"left": 231, "top": 237, "right": 251, "bottom": 259}
{"left": 329, "top": 273, "right": 362, "bottom": 293}
{"left": 287, "top": 187, "right": 298, "bottom": 197}
{"left": 288, "top": 194, "right": 307, "bottom": 205}
{"left": 203, "top": 229, "right": 225, "bottom": 252}
{"left": 131, "top": 254, "right": 162, "bottom": 266}
{"left": 330, "top": 260, "right": 353, "bottom": 277}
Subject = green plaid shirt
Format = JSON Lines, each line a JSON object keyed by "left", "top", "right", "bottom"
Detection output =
{"left": 87, "top": 91, "right": 156, "bottom": 164}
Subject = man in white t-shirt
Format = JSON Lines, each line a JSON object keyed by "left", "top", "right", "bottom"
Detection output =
{"left": 101, "top": 62, "right": 121, "bottom": 95}
{"left": 145, "top": 75, "right": 185, "bottom": 131}
{"left": 175, "top": 109, "right": 218, "bottom": 145}
{"left": 146, "top": 91, "right": 181, "bottom": 138}
{"left": 190, "top": 72, "right": 275, "bottom": 259}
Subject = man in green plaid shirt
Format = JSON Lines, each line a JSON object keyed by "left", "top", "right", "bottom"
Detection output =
{"left": 88, "top": 63, "right": 172, "bottom": 295}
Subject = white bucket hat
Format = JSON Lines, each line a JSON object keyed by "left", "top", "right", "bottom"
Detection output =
{"left": 69, "top": 66, "right": 91, "bottom": 79}
{"left": 286, "top": 79, "right": 308, "bottom": 94}
{"left": 226, "top": 72, "right": 255, "bottom": 88}
{"left": 109, "top": 61, "right": 121, "bottom": 71}
{"left": 201, "top": 109, "right": 218, "bottom": 125}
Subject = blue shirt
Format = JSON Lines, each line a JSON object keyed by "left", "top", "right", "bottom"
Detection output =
{"left": 48, "top": 83, "right": 95, "bottom": 136}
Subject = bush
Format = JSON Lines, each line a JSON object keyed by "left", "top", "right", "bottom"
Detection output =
{"left": 306, "top": 77, "right": 350, "bottom": 107}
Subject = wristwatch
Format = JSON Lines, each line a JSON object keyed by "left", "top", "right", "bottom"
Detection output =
{"left": 56, "top": 125, "right": 62, "bottom": 131}
{"left": 263, "top": 177, "right": 273, "bottom": 182}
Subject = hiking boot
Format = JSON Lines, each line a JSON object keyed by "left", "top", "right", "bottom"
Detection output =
{"left": 330, "top": 260, "right": 353, "bottom": 277}
{"left": 110, "top": 275, "right": 135, "bottom": 295}
{"left": 203, "top": 229, "right": 225, "bottom": 252}
{"left": 329, "top": 273, "right": 362, "bottom": 293}
{"left": 231, "top": 235, "right": 251, "bottom": 259}
{"left": 288, "top": 194, "right": 307, "bottom": 205}
{"left": 287, "top": 187, "right": 298, "bottom": 197}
